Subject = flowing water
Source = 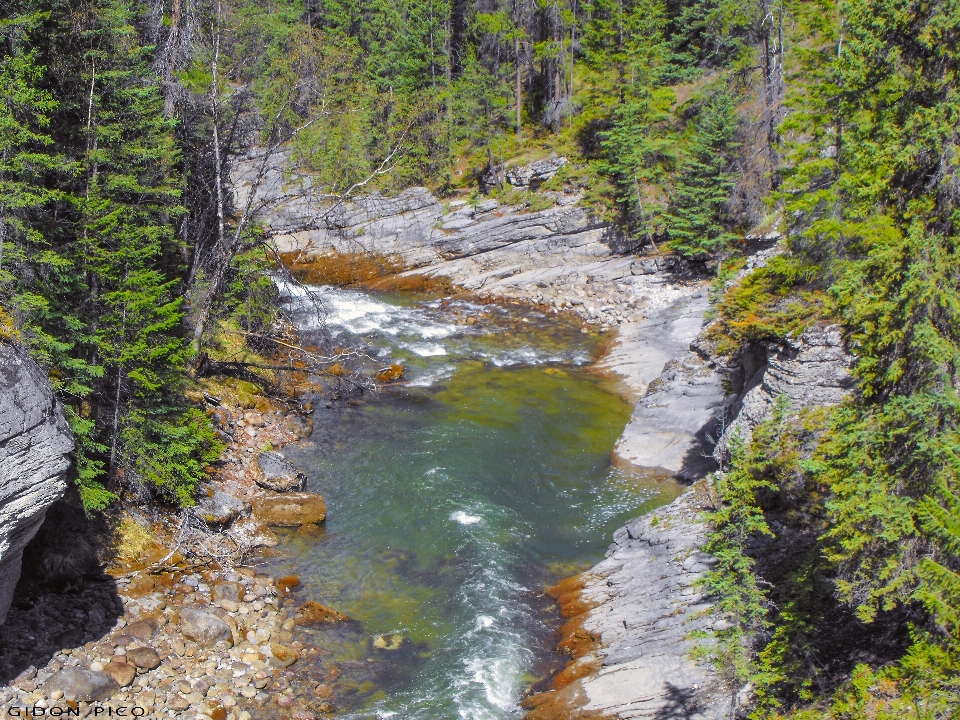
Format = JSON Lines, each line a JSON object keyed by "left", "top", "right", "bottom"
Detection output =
{"left": 265, "top": 285, "right": 682, "bottom": 719}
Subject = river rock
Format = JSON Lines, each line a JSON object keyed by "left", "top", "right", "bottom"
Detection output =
{"left": 0, "top": 342, "right": 74, "bottom": 625}
{"left": 192, "top": 485, "right": 250, "bottom": 526}
{"left": 267, "top": 642, "right": 298, "bottom": 668}
{"left": 103, "top": 660, "right": 136, "bottom": 687}
{"left": 179, "top": 608, "right": 233, "bottom": 647}
{"left": 124, "top": 618, "right": 157, "bottom": 641}
{"left": 254, "top": 451, "right": 306, "bottom": 492}
{"left": 125, "top": 646, "right": 161, "bottom": 669}
{"left": 44, "top": 667, "right": 118, "bottom": 702}
{"left": 226, "top": 515, "right": 279, "bottom": 548}
{"left": 212, "top": 581, "right": 245, "bottom": 603}
{"left": 251, "top": 492, "right": 326, "bottom": 527}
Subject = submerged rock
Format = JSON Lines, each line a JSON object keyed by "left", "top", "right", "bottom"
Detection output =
{"left": 292, "top": 600, "right": 352, "bottom": 626}
{"left": 252, "top": 492, "right": 326, "bottom": 527}
{"left": 254, "top": 451, "right": 307, "bottom": 492}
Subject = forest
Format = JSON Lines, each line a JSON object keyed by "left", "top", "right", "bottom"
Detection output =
{"left": 1, "top": 0, "right": 958, "bottom": 716}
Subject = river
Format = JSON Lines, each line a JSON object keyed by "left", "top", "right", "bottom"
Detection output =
{"left": 262, "top": 284, "right": 682, "bottom": 719}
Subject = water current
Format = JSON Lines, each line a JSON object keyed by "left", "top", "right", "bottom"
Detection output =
{"left": 265, "top": 284, "right": 682, "bottom": 719}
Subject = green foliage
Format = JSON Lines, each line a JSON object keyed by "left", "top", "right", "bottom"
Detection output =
{"left": 122, "top": 408, "right": 224, "bottom": 507}
{"left": 705, "top": 0, "right": 960, "bottom": 712}
{"left": 663, "top": 92, "right": 740, "bottom": 258}
{"left": 1, "top": 0, "right": 218, "bottom": 511}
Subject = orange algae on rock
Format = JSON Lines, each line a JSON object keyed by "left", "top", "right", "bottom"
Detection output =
{"left": 292, "top": 600, "right": 353, "bottom": 625}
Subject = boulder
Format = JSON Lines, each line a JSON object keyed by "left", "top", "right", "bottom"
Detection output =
{"left": 254, "top": 452, "right": 306, "bottom": 492}
{"left": 251, "top": 492, "right": 326, "bottom": 527}
{"left": 0, "top": 342, "right": 74, "bottom": 625}
{"left": 192, "top": 485, "right": 250, "bottom": 526}
{"left": 178, "top": 607, "right": 233, "bottom": 647}
{"left": 481, "top": 157, "right": 568, "bottom": 191}
{"left": 226, "top": 516, "right": 279, "bottom": 548}
{"left": 44, "top": 667, "right": 117, "bottom": 702}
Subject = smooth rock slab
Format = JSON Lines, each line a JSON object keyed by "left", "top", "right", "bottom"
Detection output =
{"left": 179, "top": 607, "right": 233, "bottom": 647}
{"left": 252, "top": 492, "right": 326, "bottom": 527}
{"left": 254, "top": 451, "right": 306, "bottom": 492}
{"left": 44, "top": 667, "right": 118, "bottom": 701}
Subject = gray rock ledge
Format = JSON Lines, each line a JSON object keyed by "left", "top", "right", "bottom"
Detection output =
{"left": 0, "top": 342, "right": 74, "bottom": 625}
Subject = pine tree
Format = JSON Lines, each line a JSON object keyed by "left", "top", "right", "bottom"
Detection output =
{"left": 663, "top": 92, "right": 740, "bottom": 259}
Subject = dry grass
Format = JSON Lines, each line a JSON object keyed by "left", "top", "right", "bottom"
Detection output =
{"left": 115, "top": 516, "right": 161, "bottom": 562}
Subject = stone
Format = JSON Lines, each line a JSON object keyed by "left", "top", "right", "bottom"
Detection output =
{"left": 212, "top": 581, "right": 245, "bottom": 603}
{"left": 124, "top": 619, "right": 157, "bottom": 641}
{"left": 125, "top": 646, "right": 161, "bottom": 669}
{"left": 267, "top": 643, "right": 300, "bottom": 668}
{"left": 103, "top": 661, "right": 136, "bottom": 688}
{"left": 192, "top": 485, "right": 250, "bottom": 527}
{"left": 292, "top": 601, "right": 352, "bottom": 626}
{"left": 254, "top": 452, "right": 307, "bottom": 492}
{"left": 44, "top": 667, "right": 118, "bottom": 702}
{"left": 0, "top": 342, "right": 74, "bottom": 625}
{"left": 226, "top": 516, "right": 279, "bottom": 548}
{"left": 179, "top": 608, "right": 233, "bottom": 648}
{"left": 168, "top": 693, "right": 190, "bottom": 711}
{"left": 251, "top": 493, "right": 326, "bottom": 527}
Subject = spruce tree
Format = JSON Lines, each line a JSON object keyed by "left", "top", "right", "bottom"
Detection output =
{"left": 663, "top": 92, "right": 740, "bottom": 259}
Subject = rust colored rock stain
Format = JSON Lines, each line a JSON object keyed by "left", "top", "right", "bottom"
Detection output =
{"left": 520, "top": 572, "right": 613, "bottom": 720}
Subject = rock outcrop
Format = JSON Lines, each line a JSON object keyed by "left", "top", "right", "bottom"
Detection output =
{"left": 527, "top": 295, "right": 855, "bottom": 720}
{"left": 481, "top": 157, "right": 568, "bottom": 191}
{"left": 0, "top": 342, "right": 74, "bottom": 625}
{"left": 525, "top": 484, "right": 729, "bottom": 720}
{"left": 718, "top": 325, "right": 855, "bottom": 451}
{"left": 605, "top": 289, "right": 725, "bottom": 480}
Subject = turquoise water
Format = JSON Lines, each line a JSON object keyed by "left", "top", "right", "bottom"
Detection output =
{"left": 267, "top": 285, "right": 681, "bottom": 719}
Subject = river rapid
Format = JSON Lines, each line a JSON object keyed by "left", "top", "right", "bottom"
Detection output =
{"left": 264, "top": 284, "right": 682, "bottom": 719}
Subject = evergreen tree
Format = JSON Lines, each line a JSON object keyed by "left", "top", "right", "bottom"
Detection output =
{"left": 663, "top": 92, "right": 740, "bottom": 259}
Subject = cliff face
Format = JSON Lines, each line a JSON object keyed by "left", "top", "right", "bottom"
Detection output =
{"left": 717, "top": 326, "right": 856, "bottom": 452}
{"left": 0, "top": 342, "right": 74, "bottom": 625}
{"left": 527, "top": 319, "right": 855, "bottom": 718}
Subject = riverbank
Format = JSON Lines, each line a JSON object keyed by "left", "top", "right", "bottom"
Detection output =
{"left": 0, "top": 389, "right": 361, "bottom": 718}
{"left": 257, "top": 169, "right": 733, "bottom": 718}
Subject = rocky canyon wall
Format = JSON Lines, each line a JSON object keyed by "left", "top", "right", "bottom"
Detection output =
{"left": 0, "top": 342, "right": 74, "bottom": 625}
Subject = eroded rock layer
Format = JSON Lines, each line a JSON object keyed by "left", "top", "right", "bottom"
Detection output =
{"left": 0, "top": 342, "right": 74, "bottom": 625}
